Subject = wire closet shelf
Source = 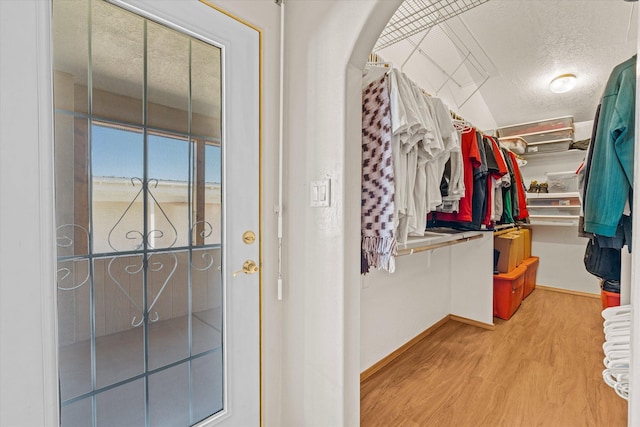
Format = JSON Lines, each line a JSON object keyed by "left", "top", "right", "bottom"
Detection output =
{"left": 375, "top": 0, "right": 490, "bottom": 51}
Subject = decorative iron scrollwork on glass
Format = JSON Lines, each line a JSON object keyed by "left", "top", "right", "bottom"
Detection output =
{"left": 191, "top": 220, "right": 216, "bottom": 271}
{"left": 107, "top": 177, "right": 178, "bottom": 252}
{"left": 106, "top": 251, "right": 178, "bottom": 327}
{"left": 102, "top": 176, "right": 181, "bottom": 327}
{"left": 56, "top": 224, "right": 91, "bottom": 291}
{"left": 107, "top": 256, "right": 144, "bottom": 326}
{"left": 145, "top": 251, "right": 178, "bottom": 325}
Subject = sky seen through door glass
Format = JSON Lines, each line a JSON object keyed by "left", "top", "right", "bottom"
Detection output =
{"left": 91, "top": 124, "right": 221, "bottom": 183}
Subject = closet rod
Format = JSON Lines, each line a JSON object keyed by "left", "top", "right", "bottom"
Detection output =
{"left": 449, "top": 109, "right": 479, "bottom": 131}
{"left": 396, "top": 233, "right": 483, "bottom": 257}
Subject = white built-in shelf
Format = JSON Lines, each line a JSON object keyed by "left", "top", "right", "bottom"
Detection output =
{"left": 529, "top": 214, "right": 580, "bottom": 220}
{"left": 527, "top": 205, "right": 579, "bottom": 209}
{"left": 526, "top": 192, "right": 580, "bottom": 227}
{"left": 526, "top": 138, "right": 573, "bottom": 147}
{"left": 526, "top": 192, "right": 580, "bottom": 199}
{"left": 521, "top": 149, "right": 585, "bottom": 159}
{"left": 527, "top": 220, "right": 579, "bottom": 227}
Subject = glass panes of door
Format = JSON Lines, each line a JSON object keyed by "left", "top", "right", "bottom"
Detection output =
{"left": 53, "top": 1, "right": 223, "bottom": 425}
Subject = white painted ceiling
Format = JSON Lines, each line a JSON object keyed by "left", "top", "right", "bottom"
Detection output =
{"left": 377, "top": 0, "right": 637, "bottom": 129}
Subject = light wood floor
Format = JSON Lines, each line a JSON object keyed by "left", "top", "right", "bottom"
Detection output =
{"left": 361, "top": 288, "right": 628, "bottom": 426}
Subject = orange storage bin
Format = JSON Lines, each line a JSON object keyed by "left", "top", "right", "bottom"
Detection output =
{"left": 493, "top": 263, "right": 526, "bottom": 320}
{"left": 521, "top": 256, "right": 539, "bottom": 300}
{"left": 601, "top": 290, "right": 620, "bottom": 310}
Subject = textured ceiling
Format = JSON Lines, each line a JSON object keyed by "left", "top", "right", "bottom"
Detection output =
{"left": 378, "top": 0, "right": 637, "bottom": 128}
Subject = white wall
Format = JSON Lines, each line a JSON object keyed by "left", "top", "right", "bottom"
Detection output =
{"left": 361, "top": 232, "right": 493, "bottom": 373}
{"left": 450, "top": 232, "right": 493, "bottom": 323}
{"left": 529, "top": 226, "right": 599, "bottom": 294}
{"left": 361, "top": 248, "right": 452, "bottom": 371}
{"left": 282, "top": 2, "right": 401, "bottom": 424}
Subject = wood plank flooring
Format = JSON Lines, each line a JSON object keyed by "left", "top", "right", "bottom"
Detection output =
{"left": 361, "top": 289, "right": 628, "bottom": 426}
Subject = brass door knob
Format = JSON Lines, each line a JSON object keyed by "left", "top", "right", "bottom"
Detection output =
{"left": 233, "top": 260, "right": 259, "bottom": 277}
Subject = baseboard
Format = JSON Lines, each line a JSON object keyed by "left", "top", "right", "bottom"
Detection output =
{"left": 536, "top": 284, "right": 599, "bottom": 299}
{"left": 449, "top": 314, "right": 495, "bottom": 330}
{"left": 360, "top": 315, "right": 450, "bottom": 382}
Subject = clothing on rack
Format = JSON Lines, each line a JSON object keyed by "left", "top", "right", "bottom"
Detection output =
{"left": 471, "top": 131, "right": 489, "bottom": 228}
{"left": 435, "top": 128, "right": 480, "bottom": 225}
{"left": 484, "top": 136, "right": 507, "bottom": 225}
{"left": 427, "top": 96, "right": 459, "bottom": 212}
{"left": 507, "top": 150, "right": 529, "bottom": 221}
{"left": 500, "top": 147, "right": 518, "bottom": 224}
{"left": 432, "top": 132, "right": 524, "bottom": 231}
{"left": 489, "top": 136, "right": 510, "bottom": 222}
{"left": 387, "top": 68, "right": 463, "bottom": 242}
{"left": 578, "top": 103, "right": 601, "bottom": 238}
{"left": 583, "top": 55, "right": 636, "bottom": 238}
{"left": 361, "top": 74, "right": 397, "bottom": 274}
{"left": 388, "top": 69, "right": 419, "bottom": 243}
{"left": 580, "top": 55, "right": 636, "bottom": 282}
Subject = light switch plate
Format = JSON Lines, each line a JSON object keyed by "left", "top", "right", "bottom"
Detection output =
{"left": 310, "top": 179, "right": 330, "bottom": 207}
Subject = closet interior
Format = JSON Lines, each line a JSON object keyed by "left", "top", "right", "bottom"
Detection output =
{"left": 360, "top": 0, "right": 637, "bottom": 414}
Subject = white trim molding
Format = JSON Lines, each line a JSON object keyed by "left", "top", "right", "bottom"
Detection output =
{"left": 0, "top": 1, "right": 59, "bottom": 426}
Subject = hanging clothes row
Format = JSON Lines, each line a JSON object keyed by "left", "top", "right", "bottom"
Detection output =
{"left": 361, "top": 66, "right": 529, "bottom": 274}
{"left": 430, "top": 128, "right": 529, "bottom": 231}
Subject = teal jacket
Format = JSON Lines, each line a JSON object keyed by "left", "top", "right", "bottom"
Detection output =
{"left": 584, "top": 55, "right": 636, "bottom": 237}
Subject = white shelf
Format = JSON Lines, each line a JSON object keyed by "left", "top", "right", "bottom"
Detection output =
{"left": 528, "top": 220, "right": 579, "bottom": 227}
{"left": 526, "top": 192, "right": 580, "bottom": 199}
{"left": 521, "top": 149, "right": 585, "bottom": 159}
{"left": 529, "top": 214, "right": 580, "bottom": 219}
{"left": 527, "top": 205, "right": 579, "bottom": 209}
{"left": 527, "top": 137, "right": 574, "bottom": 147}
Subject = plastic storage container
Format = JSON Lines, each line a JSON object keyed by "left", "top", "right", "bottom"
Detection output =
{"left": 521, "top": 256, "right": 539, "bottom": 299}
{"left": 499, "top": 137, "right": 527, "bottom": 154}
{"left": 519, "top": 128, "right": 574, "bottom": 144}
{"left": 546, "top": 171, "right": 578, "bottom": 193}
{"left": 601, "top": 290, "right": 620, "bottom": 310}
{"left": 493, "top": 263, "right": 526, "bottom": 320}
{"left": 601, "top": 279, "right": 621, "bottom": 310}
{"left": 525, "top": 139, "right": 572, "bottom": 154}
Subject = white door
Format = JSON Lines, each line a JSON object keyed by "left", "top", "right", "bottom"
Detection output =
{"left": 52, "top": 0, "right": 260, "bottom": 425}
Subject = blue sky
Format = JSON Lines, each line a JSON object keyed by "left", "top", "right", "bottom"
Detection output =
{"left": 91, "top": 124, "right": 221, "bottom": 183}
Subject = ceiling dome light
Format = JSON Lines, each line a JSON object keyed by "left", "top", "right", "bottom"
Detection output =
{"left": 549, "top": 74, "right": 577, "bottom": 93}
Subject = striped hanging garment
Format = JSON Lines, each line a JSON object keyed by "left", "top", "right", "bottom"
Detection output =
{"left": 361, "top": 74, "right": 397, "bottom": 274}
